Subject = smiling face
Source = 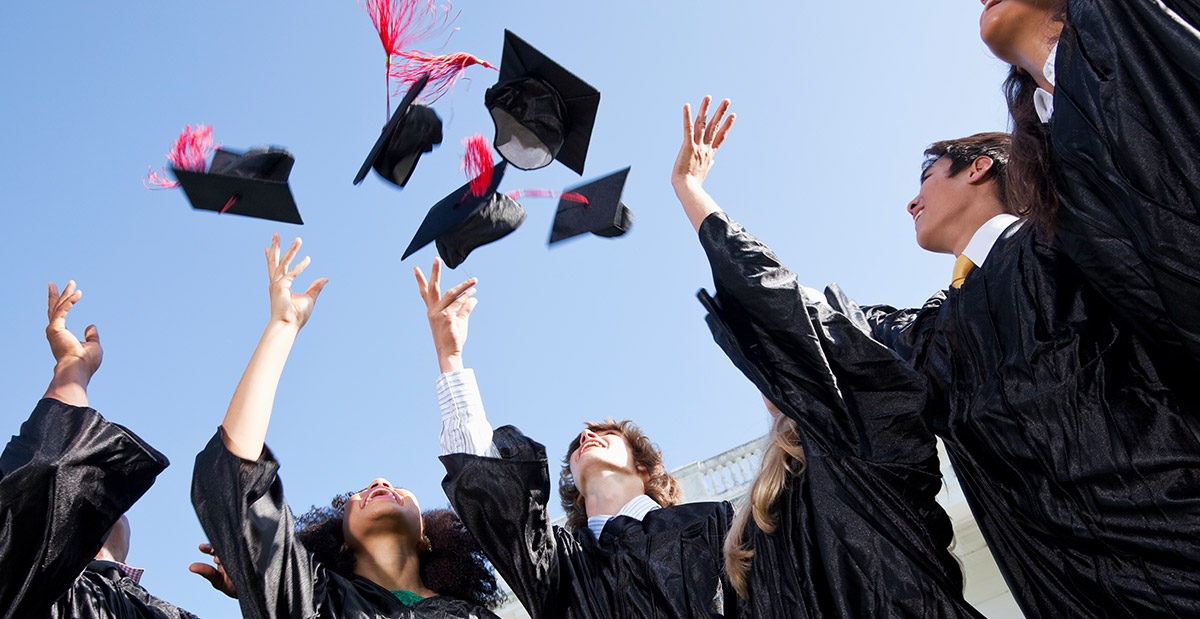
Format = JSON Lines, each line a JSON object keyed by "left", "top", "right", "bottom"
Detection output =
{"left": 341, "top": 478, "right": 423, "bottom": 552}
{"left": 979, "top": 0, "right": 1067, "bottom": 65}
{"left": 568, "top": 428, "right": 646, "bottom": 496}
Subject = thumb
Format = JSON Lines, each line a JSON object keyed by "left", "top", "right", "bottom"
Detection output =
{"left": 84, "top": 324, "right": 100, "bottom": 344}
{"left": 305, "top": 277, "right": 329, "bottom": 301}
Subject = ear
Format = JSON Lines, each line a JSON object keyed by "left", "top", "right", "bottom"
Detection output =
{"left": 966, "top": 156, "right": 995, "bottom": 185}
{"left": 636, "top": 464, "right": 651, "bottom": 484}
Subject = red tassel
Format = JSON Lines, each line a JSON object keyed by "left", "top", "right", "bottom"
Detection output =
{"left": 391, "top": 50, "right": 497, "bottom": 103}
{"left": 505, "top": 189, "right": 589, "bottom": 205}
{"left": 360, "top": 0, "right": 457, "bottom": 116}
{"left": 144, "top": 124, "right": 215, "bottom": 189}
{"left": 461, "top": 134, "right": 494, "bottom": 197}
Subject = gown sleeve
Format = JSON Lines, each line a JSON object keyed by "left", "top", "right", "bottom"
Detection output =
{"left": 440, "top": 426, "right": 574, "bottom": 619}
{"left": 190, "top": 430, "right": 328, "bottom": 619}
{"left": 0, "top": 398, "right": 168, "bottom": 619}
{"left": 696, "top": 211, "right": 932, "bottom": 464}
{"left": 1052, "top": 0, "right": 1200, "bottom": 363}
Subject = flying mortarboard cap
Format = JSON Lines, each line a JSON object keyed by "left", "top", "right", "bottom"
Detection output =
{"left": 174, "top": 147, "right": 303, "bottom": 224}
{"left": 402, "top": 161, "right": 526, "bottom": 268}
{"left": 549, "top": 167, "right": 633, "bottom": 244}
{"left": 485, "top": 30, "right": 600, "bottom": 175}
{"left": 354, "top": 73, "right": 443, "bottom": 187}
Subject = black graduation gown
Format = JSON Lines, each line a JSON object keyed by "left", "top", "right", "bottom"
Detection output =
{"left": 696, "top": 212, "right": 982, "bottom": 619}
{"left": 190, "top": 431, "right": 500, "bottom": 619}
{"left": 50, "top": 561, "right": 199, "bottom": 619}
{"left": 440, "top": 426, "right": 737, "bottom": 619}
{"left": 861, "top": 4, "right": 1200, "bottom": 616}
{"left": 0, "top": 398, "right": 173, "bottom": 619}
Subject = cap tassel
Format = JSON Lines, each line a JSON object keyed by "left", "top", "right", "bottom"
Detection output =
{"left": 144, "top": 124, "right": 216, "bottom": 189}
{"left": 391, "top": 50, "right": 497, "bottom": 103}
{"left": 462, "top": 134, "right": 494, "bottom": 198}
{"left": 359, "top": 0, "right": 457, "bottom": 118}
{"left": 505, "top": 189, "right": 589, "bottom": 206}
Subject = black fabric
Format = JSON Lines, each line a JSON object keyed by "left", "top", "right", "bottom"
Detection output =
{"left": 696, "top": 213, "right": 982, "bottom": 619}
{"left": 209, "top": 148, "right": 295, "bottom": 181}
{"left": 0, "top": 398, "right": 170, "bottom": 619}
{"left": 46, "top": 561, "right": 199, "bottom": 619}
{"left": 859, "top": 5, "right": 1200, "bottom": 615}
{"left": 441, "top": 426, "right": 736, "bottom": 619}
{"left": 372, "top": 104, "right": 442, "bottom": 188}
{"left": 485, "top": 76, "right": 567, "bottom": 166}
{"left": 549, "top": 167, "right": 634, "bottom": 244}
{"left": 435, "top": 193, "right": 527, "bottom": 269}
{"left": 191, "top": 431, "right": 499, "bottom": 619}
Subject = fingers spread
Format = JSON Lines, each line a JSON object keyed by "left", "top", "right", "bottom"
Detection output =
{"left": 414, "top": 267, "right": 430, "bottom": 302}
{"left": 694, "top": 95, "right": 712, "bottom": 143}
{"left": 705, "top": 99, "right": 731, "bottom": 144}
{"left": 459, "top": 295, "right": 479, "bottom": 319}
{"left": 683, "top": 104, "right": 694, "bottom": 141}
{"left": 47, "top": 282, "right": 58, "bottom": 317}
{"left": 287, "top": 255, "right": 311, "bottom": 280}
{"left": 440, "top": 278, "right": 479, "bottom": 308}
{"left": 712, "top": 113, "right": 736, "bottom": 150}
{"left": 430, "top": 258, "right": 443, "bottom": 294}
{"left": 267, "top": 233, "right": 281, "bottom": 273}
{"left": 279, "top": 238, "right": 303, "bottom": 274}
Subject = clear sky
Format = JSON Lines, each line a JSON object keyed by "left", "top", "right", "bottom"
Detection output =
{"left": 0, "top": 1, "right": 1011, "bottom": 615}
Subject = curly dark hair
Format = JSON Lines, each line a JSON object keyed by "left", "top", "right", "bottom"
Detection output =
{"left": 558, "top": 419, "right": 682, "bottom": 531}
{"left": 1002, "top": 4, "right": 1071, "bottom": 233}
{"left": 294, "top": 494, "right": 503, "bottom": 609}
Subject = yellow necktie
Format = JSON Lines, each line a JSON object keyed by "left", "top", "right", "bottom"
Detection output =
{"left": 951, "top": 254, "right": 975, "bottom": 289}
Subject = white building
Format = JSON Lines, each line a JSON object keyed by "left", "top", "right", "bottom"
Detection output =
{"left": 490, "top": 437, "right": 1024, "bottom": 618}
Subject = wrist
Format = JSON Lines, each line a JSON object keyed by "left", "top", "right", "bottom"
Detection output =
{"left": 264, "top": 319, "right": 302, "bottom": 337}
{"left": 53, "top": 358, "right": 96, "bottom": 381}
{"left": 438, "top": 352, "right": 464, "bottom": 374}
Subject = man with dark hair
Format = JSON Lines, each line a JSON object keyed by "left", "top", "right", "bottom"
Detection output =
{"left": 414, "top": 260, "right": 737, "bottom": 619}
{"left": 0, "top": 281, "right": 198, "bottom": 619}
{"left": 677, "top": 92, "right": 1200, "bottom": 616}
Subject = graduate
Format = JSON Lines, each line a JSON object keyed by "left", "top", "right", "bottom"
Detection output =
{"left": 0, "top": 281, "right": 196, "bottom": 619}
{"left": 671, "top": 98, "right": 985, "bottom": 619}
{"left": 415, "top": 259, "right": 737, "bottom": 619}
{"left": 189, "top": 235, "right": 503, "bottom": 619}
{"left": 849, "top": 1, "right": 1200, "bottom": 615}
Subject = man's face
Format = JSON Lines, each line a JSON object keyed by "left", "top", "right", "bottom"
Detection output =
{"left": 568, "top": 428, "right": 645, "bottom": 496}
{"left": 907, "top": 157, "right": 973, "bottom": 254}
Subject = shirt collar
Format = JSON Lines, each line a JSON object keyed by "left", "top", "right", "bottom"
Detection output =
{"left": 88, "top": 559, "right": 145, "bottom": 585}
{"left": 962, "top": 214, "right": 1020, "bottom": 267}
{"left": 586, "top": 494, "right": 662, "bottom": 539}
{"left": 1034, "top": 41, "right": 1059, "bottom": 124}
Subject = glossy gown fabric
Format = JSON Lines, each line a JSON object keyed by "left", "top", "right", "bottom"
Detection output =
{"left": 441, "top": 426, "right": 737, "bottom": 619}
{"left": 863, "top": 1, "right": 1200, "bottom": 615}
{"left": 0, "top": 398, "right": 182, "bottom": 619}
{"left": 190, "top": 432, "right": 500, "bottom": 619}
{"left": 696, "top": 213, "right": 982, "bottom": 619}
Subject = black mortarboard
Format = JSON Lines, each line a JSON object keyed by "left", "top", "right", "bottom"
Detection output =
{"left": 402, "top": 161, "right": 526, "bottom": 268}
{"left": 549, "top": 167, "right": 633, "bottom": 244}
{"left": 354, "top": 73, "right": 443, "bottom": 188}
{"left": 485, "top": 30, "right": 600, "bottom": 175}
{"left": 173, "top": 147, "right": 303, "bottom": 224}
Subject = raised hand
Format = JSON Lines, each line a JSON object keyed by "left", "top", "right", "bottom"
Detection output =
{"left": 188, "top": 543, "right": 237, "bottom": 599}
{"left": 265, "top": 233, "right": 328, "bottom": 329}
{"left": 414, "top": 258, "right": 478, "bottom": 373}
{"left": 672, "top": 95, "right": 736, "bottom": 189}
{"left": 46, "top": 280, "right": 102, "bottom": 376}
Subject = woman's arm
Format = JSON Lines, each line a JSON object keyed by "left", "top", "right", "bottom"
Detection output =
{"left": 42, "top": 280, "right": 102, "bottom": 407}
{"left": 220, "top": 233, "right": 327, "bottom": 460}
{"left": 671, "top": 95, "right": 735, "bottom": 233}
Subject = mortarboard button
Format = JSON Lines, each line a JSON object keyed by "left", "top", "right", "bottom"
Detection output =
{"left": 402, "top": 161, "right": 526, "bottom": 268}
{"left": 485, "top": 30, "right": 600, "bottom": 175}
{"left": 354, "top": 73, "right": 443, "bottom": 187}
{"left": 173, "top": 147, "right": 303, "bottom": 225}
{"left": 549, "top": 167, "right": 633, "bottom": 244}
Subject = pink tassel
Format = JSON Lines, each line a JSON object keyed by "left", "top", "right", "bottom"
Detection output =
{"left": 360, "top": 0, "right": 457, "bottom": 116}
{"left": 144, "top": 124, "right": 215, "bottom": 189}
{"left": 391, "top": 50, "right": 497, "bottom": 103}
{"left": 505, "top": 189, "right": 589, "bottom": 205}
{"left": 461, "top": 134, "right": 494, "bottom": 197}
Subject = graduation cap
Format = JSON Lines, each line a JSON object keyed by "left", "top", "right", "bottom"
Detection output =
{"left": 354, "top": 73, "right": 443, "bottom": 188}
{"left": 402, "top": 161, "right": 526, "bottom": 268}
{"left": 173, "top": 147, "right": 303, "bottom": 225}
{"left": 549, "top": 167, "right": 633, "bottom": 244}
{"left": 485, "top": 30, "right": 600, "bottom": 175}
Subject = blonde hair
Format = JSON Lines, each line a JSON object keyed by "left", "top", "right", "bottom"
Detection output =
{"left": 724, "top": 409, "right": 806, "bottom": 599}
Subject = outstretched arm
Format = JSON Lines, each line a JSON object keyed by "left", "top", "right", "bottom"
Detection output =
{"left": 42, "top": 281, "right": 103, "bottom": 407}
{"left": 671, "top": 95, "right": 736, "bottom": 233}
{"left": 220, "top": 234, "right": 327, "bottom": 460}
{"left": 414, "top": 257, "right": 478, "bottom": 373}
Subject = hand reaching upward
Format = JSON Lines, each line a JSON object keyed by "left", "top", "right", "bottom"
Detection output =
{"left": 45, "top": 280, "right": 103, "bottom": 375}
{"left": 672, "top": 95, "right": 735, "bottom": 190}
{"left": 415, "top": 258, "right": 478, "bottom": 374}
{"left": 265, "top": 233, "right": 328, "bottom": 329}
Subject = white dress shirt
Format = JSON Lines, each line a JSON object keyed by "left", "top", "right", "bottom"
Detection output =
{"left": 962, "top": 214, "right": 1021, "bottom": 267}
{"left": 437, "top": 369, "right": 661, "bottom": 538}
{"left": 1034, "top": 42, "right": 1059, "bottom": 124}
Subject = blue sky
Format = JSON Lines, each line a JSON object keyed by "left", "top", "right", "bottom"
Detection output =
{"left": 1, "top": 1, "right": 1010, "bottom": 615}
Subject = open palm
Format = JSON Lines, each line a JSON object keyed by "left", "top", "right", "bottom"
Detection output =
{"left": 265, "top": 233, "right": 328, "bottom": 329}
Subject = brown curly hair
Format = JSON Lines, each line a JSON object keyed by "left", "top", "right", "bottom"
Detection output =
{"left": 294, "top": 495, "right": 503, "bottom": 609}
{"left": 558, "top": 419, "right": 682, "bottom": 531}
